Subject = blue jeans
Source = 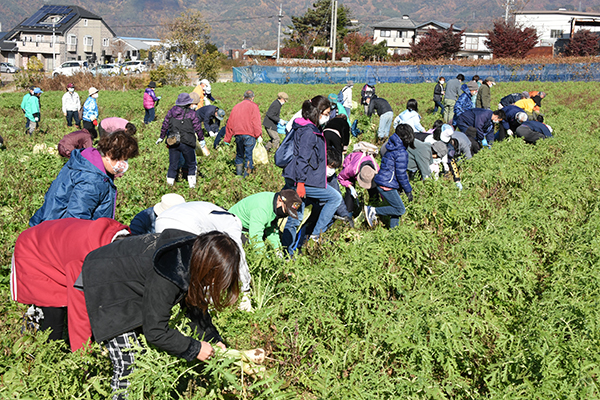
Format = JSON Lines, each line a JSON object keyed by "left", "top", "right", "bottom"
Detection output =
{"left": 432, "top": 100, "right": 445, "bottom": 115}
{"left": 378, "top": 111, "right": 394, "bottom": 139}
{"left": 235, "top": 135, "right": 256, "bottom": 171}
{"left": 375, "top": 187, "right": 406, "bottom": 228}
{"left": 167, "top": 143, "right": 196, "bottom": 179}
{"left": 144, "top": 107, "right": 155, "bottom": 124}
{"left": 66, "top": 110, "right": 80, "bottom": 127}
{"left": 282, "top": 178, "right": 342, "bottom": 252}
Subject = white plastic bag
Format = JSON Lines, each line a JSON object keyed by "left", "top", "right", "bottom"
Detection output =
{"left": 253, "top": 137, "right": 268, "bottom": 165}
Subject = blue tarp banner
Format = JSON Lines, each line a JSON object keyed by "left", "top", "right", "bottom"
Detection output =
{"left": 233, "top": 63, "right": 600, "bottom": 84}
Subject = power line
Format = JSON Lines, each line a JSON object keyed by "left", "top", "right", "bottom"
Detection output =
{"left": 110, "top": 14, "right": 278, "bottom": 28}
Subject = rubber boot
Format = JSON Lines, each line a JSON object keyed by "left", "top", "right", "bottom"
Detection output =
{"left": 235, "top": 164, "right": 243, "bottom": 176}
{"left": 167, "top": 177, "right": 175, "bottom": 186}
{"left": 187, "top": 175, "right": 196, "bottom": 188}
{"left": 244, "top": 168, "right": 253, "bottom": 178}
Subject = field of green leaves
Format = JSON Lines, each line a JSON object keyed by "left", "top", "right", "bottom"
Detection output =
{"left": 1, "top": 79, "right": 600, "bottom": 399}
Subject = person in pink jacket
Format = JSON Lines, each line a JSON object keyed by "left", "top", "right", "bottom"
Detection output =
{"left": 10, "top": 218, "right": 130, "bottom": 351}
{"left": 143, "top": 81, "right": 160, "bottom": 124}
{"left": 338, "top": 143, "right": 380, "bottom": 216}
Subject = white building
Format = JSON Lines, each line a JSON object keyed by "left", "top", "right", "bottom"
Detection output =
{"left": 514, "top": 10, "right": 600, "bottom": 47}
{"left": 372, "top": 15, "right": 417, "bottom": 56}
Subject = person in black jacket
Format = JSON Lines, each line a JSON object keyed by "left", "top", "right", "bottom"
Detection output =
{"left": 432, "top": 77, "right": 445, "bottom": 115}
{"left": 82, "top": 230, "right": 241, "bottom": 400}
{"left": 263, "top": 92, "right": 288, "bottom": 151}
{"left": 196, "top": 104, "right": 225, "bottom": 137}
{"left": 365, "top": 95, "right": 394, "bottom": 140}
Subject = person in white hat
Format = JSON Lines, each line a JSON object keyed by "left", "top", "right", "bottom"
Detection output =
{"left": 129, "top": 193, "right": 186, "bottom": 235}
{"left": 82, "top": 87, "right": 100, "bottom": 138}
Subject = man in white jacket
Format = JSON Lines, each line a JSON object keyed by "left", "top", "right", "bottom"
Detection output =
{"left": 62, "top": 83, "right": 81, "bottom": 129}
{"left": 155, "top": 201, "right": 253, "bottom": 311}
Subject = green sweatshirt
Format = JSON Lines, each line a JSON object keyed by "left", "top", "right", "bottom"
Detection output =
{"left": 229, "top": 192, "right": 280, "bottom": 249}
{"left": 24, "top": 95, "right": 40, "bottom": 122}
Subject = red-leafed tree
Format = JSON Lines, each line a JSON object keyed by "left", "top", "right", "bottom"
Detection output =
{"left": 409, "top": 26, "right": 464, "bottom": 60}
{"left": 565, "top": 29, "right": 600, "bottom": 56}
{"left": 485, "top": 21, "right": 539, "bottom": 58}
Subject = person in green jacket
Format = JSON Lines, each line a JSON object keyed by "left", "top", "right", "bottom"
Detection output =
{"left": 21, "top": 86, "right": 34, "bottom": 133}
{"left": 24, "top": 87, "right": 43, "bottom": 135}
{"left": 229, "top": 190, "right": 301, "bottom": 251}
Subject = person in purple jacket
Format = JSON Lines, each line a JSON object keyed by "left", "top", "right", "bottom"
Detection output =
{"left": 338, "top": 144, "right": 379, "bottom": 216}
{"left": 143, "top": 81, "right": 161, "bottom": 124}
{"left": 156, "top": 93, "right": 207, "bottom": 188}
{"left": 364, "top": 124, "right": 413, "bottom": 228}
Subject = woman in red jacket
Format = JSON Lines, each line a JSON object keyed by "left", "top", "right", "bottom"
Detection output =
{"left": 10, "top": 218, "right": 129, "bottom": 351}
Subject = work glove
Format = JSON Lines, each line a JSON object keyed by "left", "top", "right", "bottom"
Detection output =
{"left": 93, "top": 119, "right": 98, "bottom": 126}
{"left": 507, "top": 129, "right": 513, "bottom": 136}
{"left": 481, "top": 138, "right": 488, "bottom": 147}
{"left": 34, "top": 117, "right": 39, "bottom": 122}
{"left": 296, "top": 182, "right": 306, "bottom": 198}
{"left": 349, "top": 186, "right": 358, "bottom": 198}
{"left": 156, "top": 137, "right": 164, "bottom": 145}
{"left": 238, "top": 292, "right": 253, "bottom": 312}
{"left": 456, "top": 181, "right": 463, "bottom": 191}
{"left": 199, "top": 140, "right": 207, "bottom": 148}
{"left": 407, "top": 191, "right": 413, "bottom": 202}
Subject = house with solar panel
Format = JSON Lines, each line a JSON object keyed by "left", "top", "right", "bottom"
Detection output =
{"left": 1, "top": 5, "right": 116, "bottom": 71}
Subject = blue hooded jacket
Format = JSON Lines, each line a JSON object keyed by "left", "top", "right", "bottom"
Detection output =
{"left": 453, "top": 84, "right": 474, "bottom": 120}
{"left": 374, "top": 133, "right": 412, "bottom": 193}
{"left": 454, "top": 108, "right": 495, "bottom": 144}
{"left": 282, "top": 118, "right": 328, "bottom": 188}
{"left": 29, "top": 148, "right": 117, "bottom": 226}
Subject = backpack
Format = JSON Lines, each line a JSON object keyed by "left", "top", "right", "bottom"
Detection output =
{"left": 337, "top": 88, "right": 345, "bottom": 104}
{"left": 360, "top": 84, "right": 375, "bottom": 105}
{"left": 274, "top": 128, "right": 295, "bottom": 168}
{"left": 350, "top": 119, "right": 362, "bottom": 137}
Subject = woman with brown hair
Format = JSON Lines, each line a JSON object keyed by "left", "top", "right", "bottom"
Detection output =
{"left": 29, "top": 131, "right": 139, "bottom": 226}
{"left": 81, "top": 230, "right": 241, "bottom": 400}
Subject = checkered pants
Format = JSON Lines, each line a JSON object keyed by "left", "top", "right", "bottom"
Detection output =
{"left": 105, "top": 331, "right": 139, "bottom": 400}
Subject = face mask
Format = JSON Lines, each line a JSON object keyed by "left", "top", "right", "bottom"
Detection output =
{"left": 111, "top": 160, "right": 128, "bottom": 176}
{"left": 92, "top": 93, "right": 98, "bottom": 99}
{"left": 68, "top": 88, "right": 74, "bottom": 92}
{"left": 440, "top": 81, "right": 445, "bottom": 85}
{"left": 275, "top": 206, "right": 287, "bottom": 218}
{"left": 319, "top": 115, "right": 329, "bottom": 125}
{"left": 326, "top": 166, "right": 336, "bottom": 177}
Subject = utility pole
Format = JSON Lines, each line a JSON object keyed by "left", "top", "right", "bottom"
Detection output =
{"left": 504, "top": 0, "right": 514, "bottom": 24}
{"left": 330, "top": 0, "right": 338, "bottom": 62}
{"left": 52, "top": 17, "right": 56, "bottom": 70}
{"left": 277, "top": 4, "right": 283, "bottom": 63}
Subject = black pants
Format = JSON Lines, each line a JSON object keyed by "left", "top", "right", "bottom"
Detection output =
{"left": 40, "top": 306, "right": 67, "bottom": 342}
{"left": 65, "top": 110, "right": 81, "bottom": 128}
{"left": 167, "top": 143, "right": 197, "bottom": 179}
{"left": 82, "top": 120, "right": 98, "bottom": 139}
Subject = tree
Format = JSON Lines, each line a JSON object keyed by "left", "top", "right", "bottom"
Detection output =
{"left": 485, "top": 20, "right": 539, "bottom": 58}
{"left": 359, "top": 41, "right": 388, "bottom": 61}
{"left": 342, "top": 32, "right": 372, "bottom": 60}
{"left": 565, "top": 29, "right": 600, "bottom": 56}
{"left": 160, "top": 11, "right": 210, "bottom": 59}
{"left": 409, "top": 26, "right": 464, "bottom": 60}
{"left": 284, "top": 0, "right": 356, "bottom": 57}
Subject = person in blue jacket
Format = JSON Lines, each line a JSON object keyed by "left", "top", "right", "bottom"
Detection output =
{"left": 454, "top": 108, "right": 505, "bottom": 147}
{"left": 364, "top": 124, "right": 413, "bottom": 229}
{"left": 281, "top": 95, "right": 341, "bottom": 250}
{"left": 453, "top": 81, "right": 478, "bottom": 121}
{"left": 515, "top": 120, "right": 552, "bottom": 144}
{"left": 29, "top": 131, "right": 139, "bottom": 227}
{"left": 496, "top": 105, "right": 527, "bottom": 141}
{"left": 196, "top": 105, "right": 225, "bottom": 137}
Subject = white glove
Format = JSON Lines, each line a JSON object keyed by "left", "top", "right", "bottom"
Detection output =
{"left": 349, "top": 186, "right": 357, "bottom": 198}
{"left": 157, "top": 96, "right": 162, "bottom": 100}
{"left": 34, "top": 117, "right": 39, "bottom": 122}
{"left": 208, "top": 131, "right": 216, "bottom": 137}
{"left": 507, "top": 129, "right": 513, "bottom": 136}
{"left": 456, "top": 181, "right": 463, "bottom": 190}
{"left": 238, "top": 292, "right": 253, "bottom": 312}
{"left": 156, "top": 138, "right": 164, "bottom": 145}
{"left": 199, "top": 140, "right": 206, "bottom": 148}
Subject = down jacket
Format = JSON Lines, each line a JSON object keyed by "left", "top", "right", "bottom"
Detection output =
{"left": 282, "top": 118, "right": 328, "bottom": 188}
{"left": 393, "top": 109, "right": 426, "bottom": 132}
{"left": 453, "top": 84, "right": 474, "bottom": 119}
{"left": 11, "top": 218, "right": 129, "bottom": 351}
{"left": 82, "top": 229, "right": 223, "bottom": 362}
{"left": 143, "top": 87, "right": 159, "bottom": 109}
{"left": 374, "top": 133, "right": 412, "bottom": 194}
{"left": 29, "top": 148, "right": 117, "bottom": 227}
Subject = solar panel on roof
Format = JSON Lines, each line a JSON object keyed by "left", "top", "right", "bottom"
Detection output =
{"left": 21, "top": 10, "right": 45, "bottom": 26}
{"left": 60, "top": 13, "right": 75, "bottom": 25}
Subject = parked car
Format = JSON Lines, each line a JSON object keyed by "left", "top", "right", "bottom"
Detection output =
{"left": 52, "top": 60, "right": 89, "bottom": 77}
{"left": 0, "top": 63, "right": 19, "bottom": 73}
{"left": 90, "top": 63, "right": 120, "bottom": 77}
{"left": 120, "top": 60, "right": 147, "bottom": 75}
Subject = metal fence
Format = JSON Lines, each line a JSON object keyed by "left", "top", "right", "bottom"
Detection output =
{"left": 233, "top": 63, "right": 600, "bottom": 84}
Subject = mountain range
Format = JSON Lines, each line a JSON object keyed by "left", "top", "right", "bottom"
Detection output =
{"left": 1, "top": 0, "right": 599, "bottom": 50}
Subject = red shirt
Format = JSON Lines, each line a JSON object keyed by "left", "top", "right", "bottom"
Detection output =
{"left": 224, "top": 99, "right": 262, "bottom": 143}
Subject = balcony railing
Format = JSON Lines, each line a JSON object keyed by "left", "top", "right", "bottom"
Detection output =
{"left": 67, "top": 44, "right": 77, "bottom": 52}
{"left": 83, "top": 44, "right": 93, "bottom": 53}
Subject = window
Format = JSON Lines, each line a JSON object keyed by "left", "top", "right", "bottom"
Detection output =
{"left": 84, "top": 36, "right": 93, "bottom": 46}
{"left": 84, "top": 19, "right": 88, "bottom": 26}
{"left": 36, "top": 35, "right": 42, "bottom": 42}
{"left": 550, "top": 29, "right": 563, "bottom": 38}
{"left": 465, "top": 36, "right": 478, "bottom": 50}
{"left": 68, "top": 35, "right": 77, "bottom": 45}
{"left": 380, "top": 30, "right": 391, "bottom": 38}
{"left": 102, "top": 38, "right": 109, "bottom": 47}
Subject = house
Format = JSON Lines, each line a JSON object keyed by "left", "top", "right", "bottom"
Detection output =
{"left": 514, "top": 9, "right": 600, "bottom": 54}
{"left": 414, "top": 20, "right": 462, "bottom": 43}
{"left": 111, "top": 37, "right": 162, "bottom": 63}
{"left": 1, "top": 4, "right": 116, "bottom": 70}
{"left": 457, "top": 32, "right": 492, "bottom": 60}
{"left": 372, "top": 15, "right": 417, "bottom": 55}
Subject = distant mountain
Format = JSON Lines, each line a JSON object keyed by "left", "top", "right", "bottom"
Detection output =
{"left": 2, "top": 0, "right": 599, "bottom": 50}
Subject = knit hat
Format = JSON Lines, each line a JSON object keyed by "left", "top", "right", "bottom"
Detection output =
{"left": 148, "top": 81, "right": 156, "bottom": 88}
{"left": 175, "top": 93, "right": 194, "bottom": 106}
{"left": 440, "top": 124, "right": 453, "bottom": 143}
{"left": 153, "top": 193, "right": 185, "bottom": 216}
{"left": 357, "top": 164, "right": 377, "bottom": 189}
{"left": 516, "top": 112, "right": 528, "bottom": 123}
{"left": 467, "top": 81, "right": 478, "bottom": 91}
{"left": 485, "top": 76, "right": 496, "bottom": 85}
{"left": 216, "top": 109, "right": 226, "bottom": 120}
{"left": 521, "top": 91, "right": 530, "bottom": 99}
{"left": 279, "top": 189, "right": 302, "bottom": 219}
{"left": 88, "top": 87, "right": 99, "bottom": 96}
